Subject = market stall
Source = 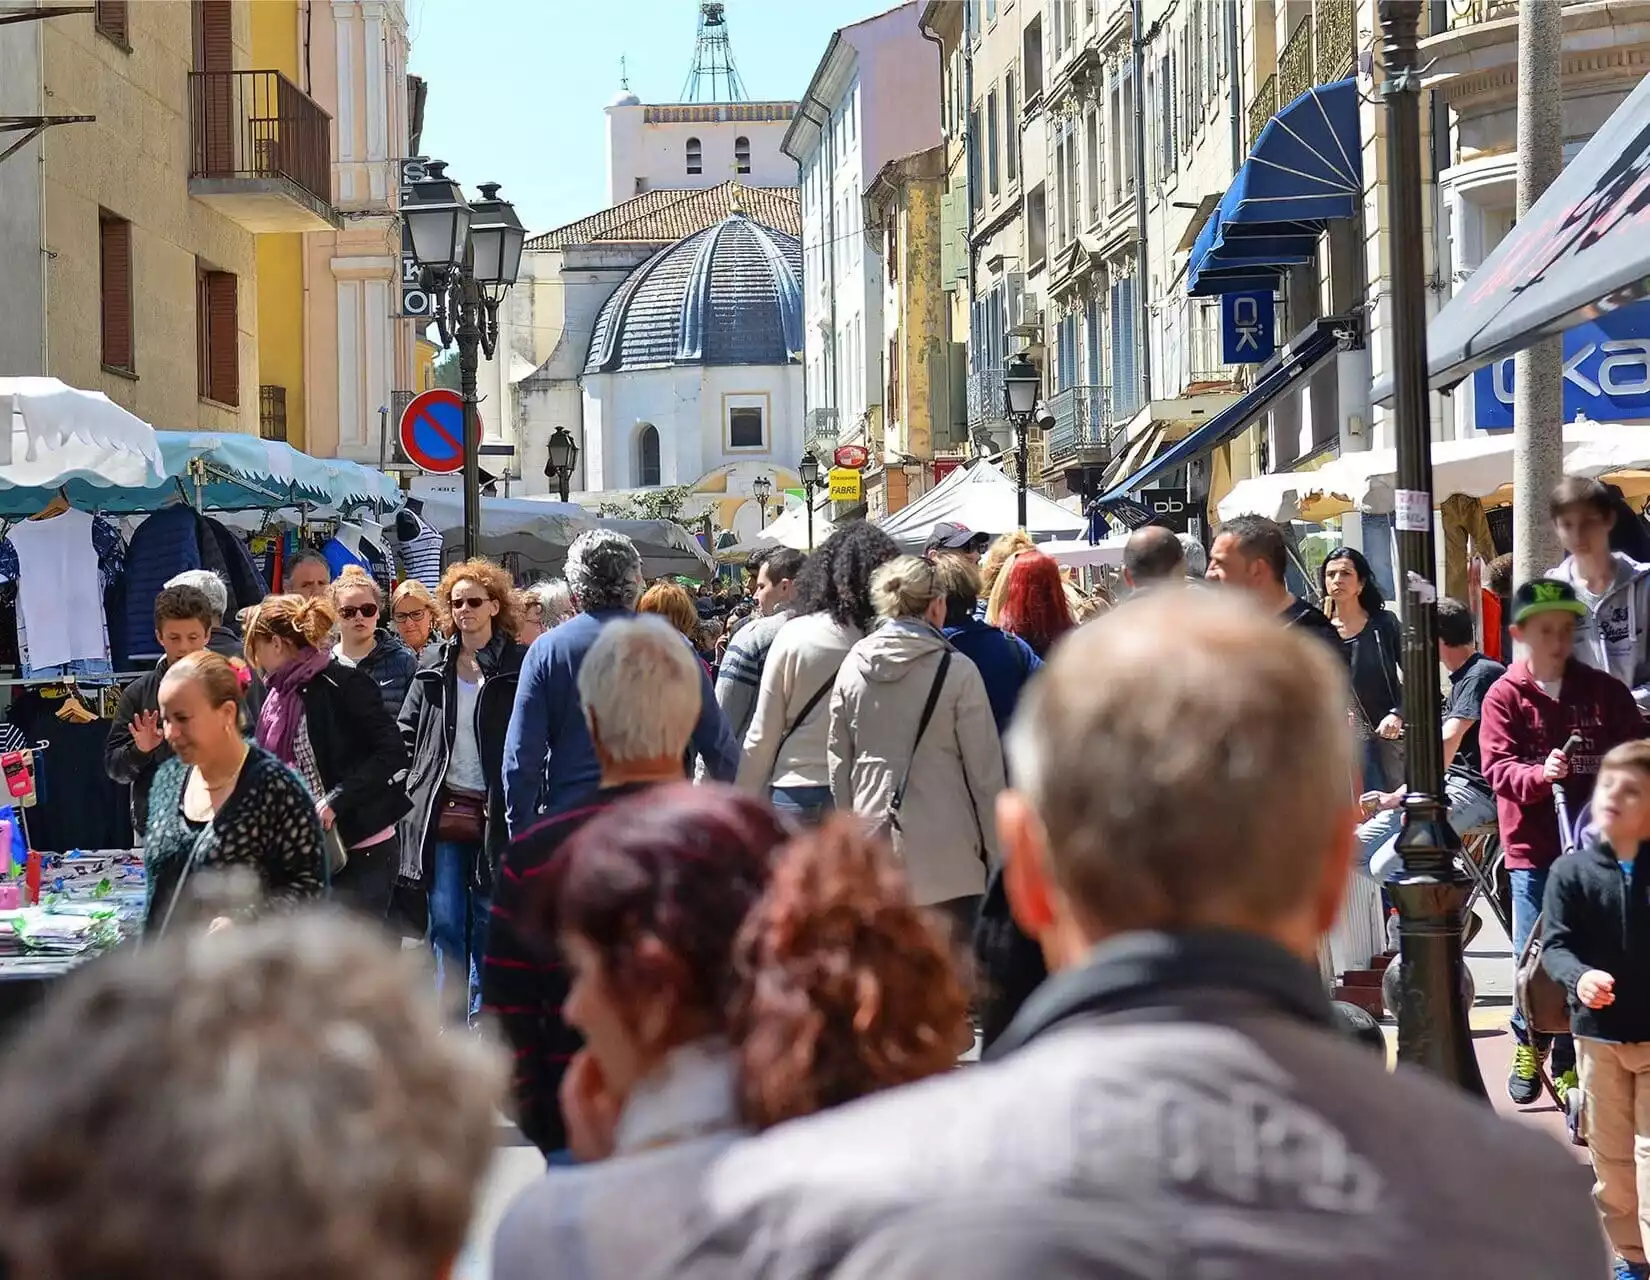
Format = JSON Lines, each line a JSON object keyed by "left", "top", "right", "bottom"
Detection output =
{"left": 878, "top": 460, "right": 1087, "bottom": 553}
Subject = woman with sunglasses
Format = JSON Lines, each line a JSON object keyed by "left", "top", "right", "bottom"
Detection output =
{"left": 330, "top": 566, "right": 420, "bottom": 718}
{"left": 399, "top": 559, "right": 529, "bottom": 1022}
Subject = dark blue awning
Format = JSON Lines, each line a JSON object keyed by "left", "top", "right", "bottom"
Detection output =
{"left": 1187, "top": 78, "right": 1362, "bottom": 298}
{"left": 1095, "top": 318, "right": 1344, "bottom": 511}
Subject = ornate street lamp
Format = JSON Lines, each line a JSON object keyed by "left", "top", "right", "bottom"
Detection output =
{"left": 1003, "top": 351, "right": 1041, "bottom": 530}
{"left": 752, "top": 474, "right": 772, "bottom": 529}
{"left": 799, "top": 452, "right": 821, "bottom": 551}
{"left": 544, "top": 426, "right": 579, "bottom": 503}
{"left": 1379, "top": 0, "right": 1485, "bottom": 1097}
{"left": 405, "top": 162, "right": 523, "bottom": 560}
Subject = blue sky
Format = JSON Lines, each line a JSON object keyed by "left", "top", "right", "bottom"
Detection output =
{"left": 407, "top": 0, "right": 883, "bottom": 235}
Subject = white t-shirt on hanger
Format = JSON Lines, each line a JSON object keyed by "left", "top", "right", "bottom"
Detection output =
{"left": 6, "top": 508, "right": 106, "bottom": 670}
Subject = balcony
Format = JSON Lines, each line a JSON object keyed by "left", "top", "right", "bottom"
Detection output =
{"left": 258, "top": 385, "right": 288, "bottom": 442}
{"left": 966, "top": 367, "right": 1006, "bottom": 429}
{"left": 189, "top": 70, "right": 341, "bottom": 232}
{"left": 1044, "top": 384, "right": 1125, "bottom": 464}
{"left": 1247, "top": 0, "right": 1356, "bottom": 144}
{"left": 1444, "top": 0, "right": 1520, "bottom": 25}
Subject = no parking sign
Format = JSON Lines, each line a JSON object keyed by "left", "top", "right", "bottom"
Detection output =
{"left": 398, "top": 388, "right": 467, "bottom": 475}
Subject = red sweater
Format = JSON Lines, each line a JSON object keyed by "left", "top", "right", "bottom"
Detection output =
{"left": 1479, "top": 658, "right": 1643, "bottom": 870}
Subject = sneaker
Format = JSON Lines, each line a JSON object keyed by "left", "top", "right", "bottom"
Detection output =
{"left": 1508, "top": 1042, "right": 1546, "bottom": 1106}
{"left": 1554, "top": 1067, "right": 1579, "bottom": 1105}
{"left": 1610, "top": 1257, "right": 1648, "bottom": 1280}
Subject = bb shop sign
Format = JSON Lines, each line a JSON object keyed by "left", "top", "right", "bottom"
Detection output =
{"left": 1473, "top": 303, "right": 1650, "bottom": 430}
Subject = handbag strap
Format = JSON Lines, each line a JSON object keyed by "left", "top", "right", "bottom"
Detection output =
{"left": 890, "top": 651, "right": 952, "bottom": 817}
{"left": 775, "top": 676, "right": 835, "bottom": 754}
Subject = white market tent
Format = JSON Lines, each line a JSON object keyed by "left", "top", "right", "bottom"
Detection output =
{"left": 878, "top": 460, "right": 1087, "bottom": 553}
{"left": 722, "top": 499, "right": 835, "bottom": 557}
{"left": 1039, "top": 534, "right": 1132, "bottom": 568}
{"left": 0, "top": 376, "right": 164, "bottom": 494}
{"left": 1217, "top": 422, "right": 1650, "bottom": 524}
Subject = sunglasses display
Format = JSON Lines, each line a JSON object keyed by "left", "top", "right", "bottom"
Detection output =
{"left": 338, "top": 603, "right": 379, "bottom": 620}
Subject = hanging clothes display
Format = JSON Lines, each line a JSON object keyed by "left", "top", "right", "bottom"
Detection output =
{"left": 394, "top": 508, "right": 442, "bottom": 589}
{"left": 1440, "top": 494, "right": 1497, "bottom": 608}
{"left": 202, "top": 515, "right": 268, "bottom": 615}
{"left": 0, "top": 509, "right": 119, "bottom": 679}
{"left": 323, "top": 525, "right": 371, "bottom": 577}
{"left": 6, "top": 687, "right": 134, "bottom": 852}
{"left": 121, "top": 505, "right": 202, "bottom": 663}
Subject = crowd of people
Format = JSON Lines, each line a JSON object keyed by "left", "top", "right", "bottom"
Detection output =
{"left": 5, "top": 491, "right": 1650, "bottom": 1279}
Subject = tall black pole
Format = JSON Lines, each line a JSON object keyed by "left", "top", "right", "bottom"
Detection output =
{"left": 1380, "top": 0, "right": 1485, "bottom": 1097}
{"left": 1015, "top": 417, "right": 1029, "bottom": 529}
{"left": 805, "top": 482, "right": 815, "bottom": 551}
{"left": 455, "top": 274, "right": 483, "bottom": 564}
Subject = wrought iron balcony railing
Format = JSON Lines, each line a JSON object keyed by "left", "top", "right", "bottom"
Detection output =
{"left": 1248, "top": 0, "right": 1355, "bottom": 145}
{"left": 1044, "top": 384, "right": 1125, "bottom": 463}
{"left": 189, "top": 69, "right": 338, "bottom": 230}
{"left": 966, "top": 367, "right": 1007, "bottom": 428}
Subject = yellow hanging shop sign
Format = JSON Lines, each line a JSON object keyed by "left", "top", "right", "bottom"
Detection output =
{"left": 828, "top": 467, "right": 862, "bottom": 502}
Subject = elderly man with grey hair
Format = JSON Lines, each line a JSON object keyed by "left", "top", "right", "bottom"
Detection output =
{"left": 663, "top": 589, "right": 1607, "bottom": 1280}
{"left": 502, "top": 528, "right": 737, "bottom": 831}
{"left": 483, "top": 614, "right": 704, "bottom": 1156}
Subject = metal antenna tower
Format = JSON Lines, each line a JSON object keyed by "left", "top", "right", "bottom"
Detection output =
{"left": 681, "top": 2, "right": 747, "bottom": 103}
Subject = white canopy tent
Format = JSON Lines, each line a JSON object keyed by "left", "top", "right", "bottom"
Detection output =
{"left": 722, "top": 499, "right": 835, "bottom": 557}
{"left": 1038, "top": 535, "right": 1132, "bottom": 568}
{"left": 878, "top": 460, "right": 1087, "bottom": 553}
{"left": 1217, "top": 422, "right": 1650, "bottom": 524}
{"left": 0, "top": 376, "right": 164, "bottom": 491}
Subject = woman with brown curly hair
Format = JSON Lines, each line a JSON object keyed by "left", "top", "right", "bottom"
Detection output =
{"left": 398, "top": 558, "right": 528, "bottom": 1022}
{"left": 244, "top": 595, "right": 410, "bottom": 919}
{"left": 490, "top": 783, "right": 969, "bottom": 1280}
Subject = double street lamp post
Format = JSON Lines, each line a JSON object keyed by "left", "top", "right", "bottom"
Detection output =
{"left": 799, "top": 452, "right": 821, "bottom": 550}
{"left": 404, "top": 162, "right": 526, "bottom": 561}
{"left": 1003, "top": 352, "right": 1041, "bottom": 530}
{"left": 752, "top": 474, "right": 772, "bottom": 530}
{"left": 545, "top": 427, "right": 580, "bottom": 503}
{"left": 1379, "top": 0, "right": 1486, "bottom": 1096}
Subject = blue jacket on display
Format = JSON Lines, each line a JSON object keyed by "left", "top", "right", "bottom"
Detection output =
{"left": 122, "top": 506, "right": 203, "bottom": 664}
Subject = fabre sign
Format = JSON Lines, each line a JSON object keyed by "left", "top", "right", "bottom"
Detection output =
{"left": 1473, "top": 302, "right": 1650, "bottom": 430}
{"left": 397, "top": 158, "right": 436, "bottom": 319}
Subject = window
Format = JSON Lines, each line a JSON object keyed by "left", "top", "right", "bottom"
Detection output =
{"left": 1022, "top": 17, "right": 1043, "bottom": 100}
{"left": 1026, "top": 184, "right": 1047, "bottom": 266}
{"left": 685, "top": 137, "right": 702, "bottom": 176}
{"left": 1110, "top": 274, "right": 1140, "bottom": 416}
{"left": 1084, "top": 110, "right": 1100, "bottom": 225}
{"left": 259, "top": 385, "right": 288, "bottom": 442}
{"left": 986, "top": 90, "right": 1000, "bottom": 197}
{"left": 196, "top": 263, "right": 238, "bottom": 406}
{"left": 986, "top": 0, "right": 997, "bottom": 23}
{"left": 94, "top": 0, "right": 129, "bottom": 47}
{"left": 967, "top": 107, "right": 982, "bottom": 211}
{"left": 99, "top": 211, "right": 133, "bottom": 373}
{"left": 638, "top": 425, "right": 661, "bottom": 486}
{"left": 729, "top": 405, "right": 764, "bottom": 449}
{"left": 847, "top": 86, "right": 857, "bottom": 141}
{"left": 1004, "top": 72, "right": 1018, "bottom": 182}
{"left": 735, "top": 135, "right": 751, "bottom": 174}
{"left": 193, "top": 0, "right": 231, "bottom": 72}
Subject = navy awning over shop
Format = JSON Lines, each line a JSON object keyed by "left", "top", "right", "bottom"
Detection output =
{"left": 1402, "top": 68, "right": 1650, "bottom": 393}
{"left": 1187, "top": 78, "right": 1362, "bottom": 298}
{"left": 1094, "top": 318, "right": 1345, "bottom": 512}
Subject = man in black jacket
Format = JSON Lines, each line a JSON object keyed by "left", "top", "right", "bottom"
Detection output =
{"left": 104, "top": 585, "right": 218, "bottom": 833}
{"left": 1541, "top": 739, "right": 1650, "bottom": 1279}
{"left": 1206, "top": 514, "right": 1344, "bottom": 658}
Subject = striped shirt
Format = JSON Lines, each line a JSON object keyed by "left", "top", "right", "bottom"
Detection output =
{"left": 480, "top": 780, "right": 658, "bottom": 1155}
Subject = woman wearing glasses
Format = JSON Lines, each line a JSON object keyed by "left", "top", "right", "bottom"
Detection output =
{"left": 399, "top": 559, "right": 529, "bottom": 1022}
{"left": 330, "top": 566, "right": 420, "bottom": 717}
{"left": 391, "top": 580, "right": 440, "bottom": 658}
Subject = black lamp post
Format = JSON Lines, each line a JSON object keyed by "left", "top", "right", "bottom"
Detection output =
{"left": 799, "top": 452, "right": 821, "bottom": 550}
{"left": 752, "top": 474, "right": 772, "bottom": 529}
{"left": 1380, "top": 0, "right": 1485, "bottom": 1097}
{"left": 545, "top": 426, "right": 579, "bottom": 503}
{"left": 1003, "top": 351, "right": 1040, "bottom": 530}
{"left": 404, "top": 162, "right": 525, "bottom": 561}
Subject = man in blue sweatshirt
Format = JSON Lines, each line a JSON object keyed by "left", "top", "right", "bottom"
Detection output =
{"left": 502, "top": 529, "right": 738, "bottom": 831}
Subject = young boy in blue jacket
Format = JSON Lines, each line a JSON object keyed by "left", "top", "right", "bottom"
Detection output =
{"left": 1542, "top": 740, "right": 1650, "bottom": 1280}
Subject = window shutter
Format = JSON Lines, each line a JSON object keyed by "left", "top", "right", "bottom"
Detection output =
{"left": 195, "top": 0, "right": 232, "bottom": 72}
{"left": 196, "top": 267, "right": 211, "bottom": 400}
{"left": 95, "top": 0, "right": 129, "bottom": 45}
{"left": 99, "top": 215, "right": 133, "bottom": 372}
{"left": 204, "top": 270, "right": 239, "bottom": 406}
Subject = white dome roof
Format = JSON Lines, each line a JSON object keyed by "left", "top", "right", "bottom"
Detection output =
{"left": 608, "top": 89, "right": 641, "bottom": 108}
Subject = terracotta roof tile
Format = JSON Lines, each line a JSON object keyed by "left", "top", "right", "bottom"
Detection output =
{"left": 526, "top": 182, "right": 800, "bottom": 250}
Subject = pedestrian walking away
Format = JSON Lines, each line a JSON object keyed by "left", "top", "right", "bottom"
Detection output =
{"left": 400, "top": 558, "right": 529, "bottom": 1024}
{"left": 716, "top": 548, "right": 805, "bottom": 746}
{"left": 245, "top": 594, "right": 411, "bottom": 922}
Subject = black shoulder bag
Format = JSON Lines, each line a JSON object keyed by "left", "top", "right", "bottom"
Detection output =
{"left": 885, "top": 651, "right": 952, "bottom": 837}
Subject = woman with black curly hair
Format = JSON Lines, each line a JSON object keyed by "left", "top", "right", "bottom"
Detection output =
{"left": 736, "top": 521, "right": 899, "bottom": 824}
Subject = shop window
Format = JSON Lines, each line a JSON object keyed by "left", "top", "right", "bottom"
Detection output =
{"left": 729, "top": 405, "right": 765, "bottom": 449}
{"left": 196, "top": 263, "right": 238, "bottom": 407}
{"left": 99, "top": 211, "right": 134, "bottom": 374}
{"left": 638, "top": 424, "right": 661, "bottom": 485}
{"left": 686, "top": 137, "right": 702, "bottom": 176}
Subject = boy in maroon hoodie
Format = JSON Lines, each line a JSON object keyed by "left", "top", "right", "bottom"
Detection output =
{"left": 1481, "top": 577, "right": 1644, "bottom": 1110}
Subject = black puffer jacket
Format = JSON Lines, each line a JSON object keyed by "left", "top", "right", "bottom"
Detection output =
{"left": 293, "top": 661, "right": 412, "bottom": 847}
{"left": 348, "top": 628, "right": 419, "bottom": 718}
{"left": 398, "top": 630, "right": 527, "bottom": 888}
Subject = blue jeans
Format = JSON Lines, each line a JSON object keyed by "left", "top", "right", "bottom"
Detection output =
{"left": 1509, "top": 865, "right": 1575, "bottom": 1071}
{"left": 1358, "top": 776, "right": 1499, "bottom": 883}
{"left": 771, "top": 785, "right": 834, "bottom": 826}
{"left": 430, "top": 840, "right": 490, "bottom": 1023}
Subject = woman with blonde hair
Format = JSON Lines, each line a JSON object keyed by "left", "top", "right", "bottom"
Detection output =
{"left": 978, "top": 531, "right": 1035, "bottom": 613}
{"left": 638, "top": 581, "right": 701, "bottom": 641}
{"left": 244, "top": 594, "right": 410, "bottom": 920}
{"left": 391, "top": 579, "right": 440, "bottom": 656}
{"left": 399, "top": 558, "right": 529, "bottom": 1021}
{"left": 827, "top": 555, "right": 1004, "bottom": 937}
{"left": 329, "top": 566, "right": 419, "bottom": 716}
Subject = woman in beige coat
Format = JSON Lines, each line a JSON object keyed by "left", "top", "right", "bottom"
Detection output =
{"left": 827, "top": 556, "right": 1005, "bottom": 936}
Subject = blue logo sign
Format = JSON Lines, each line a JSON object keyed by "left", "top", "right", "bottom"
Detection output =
{"left": 1221, "top": 290, "right": 1276, "bottom": 365}
{"left": 1472, "top": 303, "right": 1650, "bottom": 430}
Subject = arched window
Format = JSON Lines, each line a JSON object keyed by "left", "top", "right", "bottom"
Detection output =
{"left": 638, "top": 424, "right": 661, "bottom": 486}
{"left": 685, "top": 137, "right": 702, "bottom": 176}
{"left": 735, "top": 135, "right": 751, "bottom": 175}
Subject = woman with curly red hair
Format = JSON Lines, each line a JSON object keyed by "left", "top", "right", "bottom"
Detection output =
{"left": 489, "top": 783, "right": 969, "bottom": 1280}
{"left": 995, "top": 548, "right": 1075, "bottom": 658}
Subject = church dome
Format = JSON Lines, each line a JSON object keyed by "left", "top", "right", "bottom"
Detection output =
{"left": 584, "top": 213, "right": 803, "bottom": 376}
{"left": 608, "top": 88, "right": 641, "bottom": 107}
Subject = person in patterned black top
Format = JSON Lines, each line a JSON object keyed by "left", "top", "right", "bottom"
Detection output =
{"left": 143, "top": 651, "right": 324, "bottom": 935}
